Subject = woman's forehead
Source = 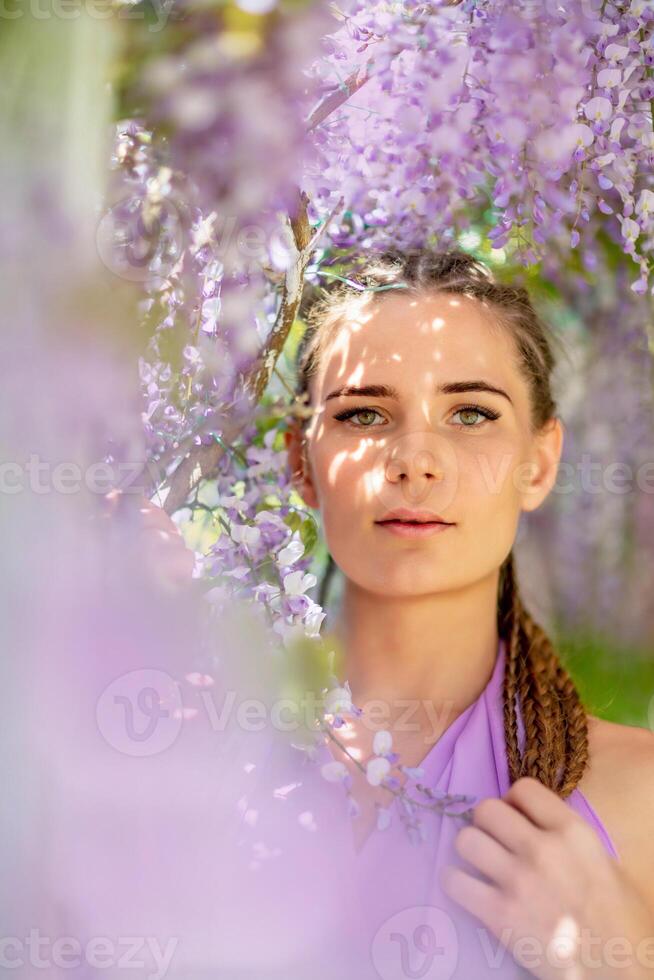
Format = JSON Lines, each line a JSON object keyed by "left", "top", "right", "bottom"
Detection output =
{"left": 313, "top": 291, "right": 515, "bottom": 396}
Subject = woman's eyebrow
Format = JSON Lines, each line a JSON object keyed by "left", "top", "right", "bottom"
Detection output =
{"left": 325, "top": 380, "right": 513, "bottom": 405}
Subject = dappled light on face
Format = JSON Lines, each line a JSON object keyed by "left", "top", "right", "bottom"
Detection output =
{"left": 416, "top": 314, "right": 448, "bottom": 336}
{"left": 420, "top": 395, "right": 433, "bottom": 424}
{"left": 327, "top": 441, "right": 379, "bottom": 490}
{"left": 340, "top": 361, "right": 365, "bottom": 387}
{"left": 350, "top": 441, "right": 372, "bottom": 462}
{"left": 366, "top": 465, "right": 386, "bottom": 502}
{"left": 305, "top": 403, "right": 326, "bottom": 444}
{"left": 326, "top": 307, "right": 374, "bottom": 381}
{"left": 323, "top": 324, "right": 362, "bottom": 390}
{"left": 327, "top": 346, "right": 400, "bottom": 397}
{"left": 327, "top": 449, "right": 352, "bottom": 485}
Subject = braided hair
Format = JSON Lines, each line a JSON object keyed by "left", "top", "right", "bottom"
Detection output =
{"left": 293, "top": 247, "right": 588, "bottom": 799}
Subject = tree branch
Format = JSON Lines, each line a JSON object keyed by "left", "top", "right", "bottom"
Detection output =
{"left": 306, "top": 60, "right": 374, "bottom": 132}
{"left": 153, "top": 190, "right": 343, "bottom": 515}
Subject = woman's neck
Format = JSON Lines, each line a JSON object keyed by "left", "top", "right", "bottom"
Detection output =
{"left": 330, "top": 570, "right": 501, "bottom": 735}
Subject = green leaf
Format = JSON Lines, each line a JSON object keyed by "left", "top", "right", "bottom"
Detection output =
{"left": 284, "top": 510, "right": 303, "bottom": 533}
{"left": 300, "top": 515, "right": 318, "bottom": 555}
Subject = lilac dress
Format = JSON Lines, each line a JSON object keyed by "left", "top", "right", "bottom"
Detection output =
{"left": 228, "top": 635, "right": 619, "bottom": 980}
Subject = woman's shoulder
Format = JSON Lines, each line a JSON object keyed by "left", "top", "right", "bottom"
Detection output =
{"left": 577, "top": 714, "right": 654, "bottom": 910}
{"left": 581, "top": 713, "right": 654, "bottom": 823}
{"left": 586, "top": 712, "right": 654, "bottom": 756}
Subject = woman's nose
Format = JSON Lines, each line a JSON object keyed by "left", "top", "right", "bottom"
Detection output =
{"left": 376, "top": 429, "right": 459, "bottom": 511}
{"left": 383, "top": 432, "right": 446, "bottom": 484}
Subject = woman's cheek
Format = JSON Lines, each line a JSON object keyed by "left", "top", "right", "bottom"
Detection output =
{"left": 457, "top": 438, "right": 522, "bottom": 503}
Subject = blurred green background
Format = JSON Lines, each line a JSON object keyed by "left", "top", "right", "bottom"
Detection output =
{"left": 557, "top": 629, "right": 654, "bottom": 729}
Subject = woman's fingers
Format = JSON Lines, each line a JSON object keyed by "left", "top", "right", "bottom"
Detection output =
{"left": 439, "top": 863, "right": 503, "bottom": 930}
{"left": 453, "top": 823, "right": 516, "bottom": 890}
{"left": 471, "top": 796, "right": 539, "bottom": 858}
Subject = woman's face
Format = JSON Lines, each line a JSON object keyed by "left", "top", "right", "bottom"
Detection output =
{"left": 286, "top": 290, "right": 563, "bottom": 596}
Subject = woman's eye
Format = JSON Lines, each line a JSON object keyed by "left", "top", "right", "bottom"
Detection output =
{"left": 450, "top": 405, "right": 500, "bottom": 428}
{"left": 333, "top": 407, "right": 385, "bottom": 428}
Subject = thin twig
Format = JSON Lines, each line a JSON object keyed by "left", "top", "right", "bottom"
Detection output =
{"left": 322, "top": 724, "right": 476, "bottom": 823}
{"left": 306, "top": 61, "right": 374, "bottom": 132}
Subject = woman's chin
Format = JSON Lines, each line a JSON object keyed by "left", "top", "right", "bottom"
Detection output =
{"left": 346, "top": 569, "right": 458, "bottom": 598}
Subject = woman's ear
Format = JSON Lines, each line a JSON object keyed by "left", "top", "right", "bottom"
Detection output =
{"left": 284, "top": 419, "right": 319, "bottom": 509}
{"left": 520, "top": 416, "right": 564, "bottom": 514}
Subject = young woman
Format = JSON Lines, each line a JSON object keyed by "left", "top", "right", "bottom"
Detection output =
{"left": 137, "top": 248, "right": 653, "bottom": 978}
{"left": 279, "top": 248, "right": 654, "bottom": 978}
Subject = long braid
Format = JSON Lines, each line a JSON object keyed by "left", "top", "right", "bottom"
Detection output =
{"left": 498, "top": 553, "right": 523, "bottom": 786}
{"left": 498, "top": 550, "right": 589, "bottom": 797}
{"left": 552, "top": 659, "right": 590, "bottom": 797}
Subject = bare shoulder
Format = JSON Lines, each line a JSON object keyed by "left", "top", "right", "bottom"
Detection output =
{"left": 577, "top": 714, "right": 654, "bottom": 902}
{"left": 585, "top": 712, "right": 654, "bottom": 755}
{"left": 580, "top": 714, "right": 654, "bottom": 826}
{"left": 585, "top": 712, "right": 654, "bottom": 768}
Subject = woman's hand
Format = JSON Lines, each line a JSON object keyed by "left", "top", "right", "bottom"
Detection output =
{"left": 440, "top": 776, "right": 654, "bottom": 979}
{"left": 102, "top": 489, "right": 196, "bottom": 591}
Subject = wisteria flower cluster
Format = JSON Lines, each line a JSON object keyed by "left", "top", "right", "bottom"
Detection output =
{"left": 306, "top": 0, "right": 654, "bottom": 293}
{"left": 320, "top": 716, "right": 477, "bottom": 841}
{"left": 106, "top": 120, "right": 275, "bottom": 462}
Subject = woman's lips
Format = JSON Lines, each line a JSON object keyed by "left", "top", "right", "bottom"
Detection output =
{"left": 375, "top": 520, "right": 454, "bottom": 538}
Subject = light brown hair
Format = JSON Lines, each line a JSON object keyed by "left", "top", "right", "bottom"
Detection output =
{"left": 292, "top": 247, "right": 588, "bottom": 799}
